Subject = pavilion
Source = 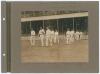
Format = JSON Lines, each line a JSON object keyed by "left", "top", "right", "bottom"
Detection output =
{"left": 21, "top": 11, "right": 88, "bottom": 35}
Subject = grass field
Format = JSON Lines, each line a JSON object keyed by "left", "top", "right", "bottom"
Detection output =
{"left": 21, "top": 36, "right": 88, "bottom": 63}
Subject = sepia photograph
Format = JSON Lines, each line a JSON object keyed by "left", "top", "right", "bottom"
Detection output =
{"left": 21, "top": 11, "right": 88, "bottom": 63}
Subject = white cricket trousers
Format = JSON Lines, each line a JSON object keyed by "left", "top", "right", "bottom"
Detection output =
{"left": 70, "top": 36, "right": 74, "bottom": 43}
{"left": 54, "top": 36, "right": 59, "bottom": 44}
{"left": 40, "top": 35, "right": 44, "bottom": 46}
{"left": 66, "top": 37, "right": 70, "bottom": 44}
{"left": 46, "top": 36, "right": 51, "bottom": 46}
{"left": 30, "top": 36, "right": 35, "bottom": 46}
{"left": 75, "top": 35, "right": 79, "bottom": 40}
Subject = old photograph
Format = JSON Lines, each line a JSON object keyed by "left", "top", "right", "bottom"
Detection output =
{"left": 21, "top": 11, "right": 88, "bottom": 62}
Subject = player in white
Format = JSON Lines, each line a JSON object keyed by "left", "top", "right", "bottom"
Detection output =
{"left": 39, "top": 27, "right": 45, "bottom": 46}
{"left": 30, "top": 29, "right": 35, "bottom": 46}
{"left": 75, "top": 30, "right": 80, "bottom": 40}
{"left": 46, "top": 27, "right": 51, "bottom": 46}
{"left": 70, "top": 29, "right": 75, "bottom": 44}
{"left": 79, "top": 31, "right": 83, "bottom": 40}
{"left": 54, "top": 30, "right": 59, "bottom": 44}
{"left": 50, "top": 29, "right": 55, "bottom": 46}
{"left": 66, "top": 29, "right": 71, "bottom": 44}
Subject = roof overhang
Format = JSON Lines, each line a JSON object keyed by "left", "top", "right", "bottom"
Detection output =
{"left": 21, "top": 12, "right": 88, "bottom": 22}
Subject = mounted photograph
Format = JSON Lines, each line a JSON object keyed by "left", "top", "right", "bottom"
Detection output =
{"left": 20, "top": 11, "right": 88, "bottom": 63}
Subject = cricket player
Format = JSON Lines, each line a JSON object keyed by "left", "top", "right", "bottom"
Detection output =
{"left": 50, "top": 29, "right": 55, "bottom": 45}
{"left": 54, "top": 30, "right": 59, "bottom": 44}
{"left": 30, "top": 29, "right": 35, "bottom": 46}
{"left": 46, "top": 27, "right": 51, "bottom": 46}
{"left": 66, "top": 29, "right": 71, "bottom": 44}
{"left": 70, "top": 30, "right": 75, "bottom": 43}
{"left": 79, "top": 31, "right": 83, "bottom": 40}
{"left": 39, "top": 27, "right": 45, "bottom": 46}
{"left": 75, "top": 31, "right": 80, "bottom": 40}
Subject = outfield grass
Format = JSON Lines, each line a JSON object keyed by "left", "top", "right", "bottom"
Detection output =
{"left": 21, "top": 38, "right": 88, "bottom": 63}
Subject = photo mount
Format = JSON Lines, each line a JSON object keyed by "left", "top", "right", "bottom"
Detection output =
{"left": 1, "top": 1, "right": 99, "bottom": 73}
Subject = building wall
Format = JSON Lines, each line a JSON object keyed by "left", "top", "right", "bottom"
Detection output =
{"left": 21, "top": 16, "right": 88, "bottom": 36}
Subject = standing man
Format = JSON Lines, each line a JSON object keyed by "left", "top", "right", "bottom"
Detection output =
{"left": 50, "top": 29, "right": 55, "bottom": 45}
{"left": 70, "top": 29, "right": 75, "bottom": 44}
{"left": 39, "top": 27, "right": 45, "bottom": 46}
{"left": 30, "top": 29, "right": 36, "bottom": 46}
{"left": 66, "top": 29, "right": 71, "bottom": 44}
{"left": 54, "top": 30, "right": 59, "bottom": 44}
{"left": 79, "top": 31, "right": 83, "bottom": 40}
{"left": 75, "top": 30, "right": 80, "bottom": 40}
{"left": 46, "top": 27, "right": 51, "bottom": 46}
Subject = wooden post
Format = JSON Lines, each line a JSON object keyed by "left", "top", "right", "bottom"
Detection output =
{"left": 73, "top": 18, "right": 74, "bottom": 31}
{"left": 30, "top": 21, "right": 31, "bottom": 30}
{"left": 57, "top": 19, "right": 59, "bottom": 32}
{"left": 30, "top": 21, "right": 31, "bottom": 36}
{"left": 43, "top": 20, "right": 44, "bottom": 29}
{"left": 43, "top": 11, "right": 45, "bottom": 29}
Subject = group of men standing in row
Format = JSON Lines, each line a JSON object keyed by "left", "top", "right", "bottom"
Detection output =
{"left": 66, "top": 29, "right": 83, "bottom": 45}
{"left": 30, "top": 27, "right": 59, "bottom": 46}
{"left": 30, "top": 27, "right": 84, "bottom": 47}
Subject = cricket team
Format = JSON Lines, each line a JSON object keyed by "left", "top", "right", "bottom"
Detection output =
{"left": 30, "top": 27, "right": 84, "bottom": 46}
